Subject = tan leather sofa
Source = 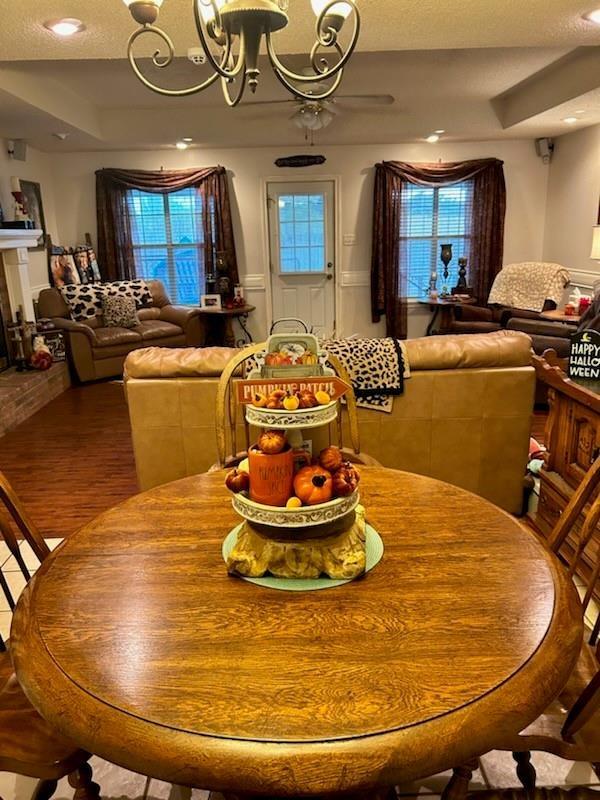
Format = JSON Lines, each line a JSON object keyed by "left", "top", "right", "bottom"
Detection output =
{"left": 124, "top": 331, "right": 535, "bottom": 514}
{"left": 37, "top": 280, "right": 206, "bottom": 383}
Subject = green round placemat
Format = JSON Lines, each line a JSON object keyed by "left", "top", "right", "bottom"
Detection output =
{"left": 221, "top": 523, "right": 384, "bottom": 592}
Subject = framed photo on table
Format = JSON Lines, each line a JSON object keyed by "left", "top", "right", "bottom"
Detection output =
{"left": 201, "top": 294, "right": 222, "bottom": 310}
{"left": 20, "top": 180, "right": 46, "bottom": 250}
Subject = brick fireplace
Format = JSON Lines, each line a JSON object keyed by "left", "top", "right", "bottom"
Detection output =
{"left": 0, "top": 229, "right": 71, "bottom": 435}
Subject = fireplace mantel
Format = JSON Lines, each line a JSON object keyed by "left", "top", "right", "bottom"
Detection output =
{"left": 0, "top": 228, "right": 43, "bottom": 321}
{"left": 0, "top": 229, "right": 43, "bottom": 251}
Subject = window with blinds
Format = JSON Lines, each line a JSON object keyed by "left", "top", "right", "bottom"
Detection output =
{"left": 399, "top": 180, "right": 473, "bottom": 298}
{"left": 126, "top": 187, "right": 213, "bottom": 304}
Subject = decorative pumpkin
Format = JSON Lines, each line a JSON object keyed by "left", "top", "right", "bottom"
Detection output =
{"left": 332, "top": 462, "right": 360, "bottom": 497}
{"left": 319, "top": 446, "right": 343, "bottom": 473}
{"left": 298, "top": 390, "right": 318, "bottom": 409}
{"left": 257, "top": 430, "right": 287, "bottom": 455}
{"left": 293, "top": 465, "right": 333, "bottom": 506}
{"left": 225, "top": 469, "right": 250, "bottom": 494}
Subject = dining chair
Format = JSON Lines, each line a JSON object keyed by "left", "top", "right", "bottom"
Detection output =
{"left": 213, "top": 342, "right": 382, "bottom": 469}
{"left": 0, "top": 470, "right": 100, "bottom": 800}
{"left": 442, "top": 456, "right": 600, "bottom": 800}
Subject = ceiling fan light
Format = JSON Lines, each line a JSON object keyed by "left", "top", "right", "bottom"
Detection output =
{"left": 319, "top": 108, "right": 334, "bottom": 127}
{"left": 311, "top": 0, "right": 352, "bottom": 20}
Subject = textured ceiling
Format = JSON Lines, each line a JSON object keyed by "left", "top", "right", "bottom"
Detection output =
{"left": 0, "top": 2, "right": 599, "bottom": 150}
{"left": 2, "top": 0, "right": 600, "bottom": 61}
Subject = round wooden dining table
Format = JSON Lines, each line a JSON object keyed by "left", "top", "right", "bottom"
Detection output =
{"left": 11, "top": 468, "right": 582, "bottom": 798}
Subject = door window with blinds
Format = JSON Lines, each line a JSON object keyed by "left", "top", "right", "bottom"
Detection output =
{"left": 126, "top": 187, "right": 213, "bottom": 304}
{"left": 399, "top": 180, "right": 473, "bottom": 297}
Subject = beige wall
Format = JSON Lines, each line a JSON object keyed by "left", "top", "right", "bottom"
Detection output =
{"left": 50, "top": 139, "right": 548, "bottom": 340}
{"left": 543, "top": 124, "right": 600, "bottom": 290}
{"left": 0, "top": 140, "right": 59, "bottom": 301}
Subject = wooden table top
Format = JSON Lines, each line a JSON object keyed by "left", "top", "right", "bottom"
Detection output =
{"left": 197, "top": 304, "right": 255, "bottom": 316}
{"left": 11, "top": 468, "right": 582, "bottom": 796}
{"left": 418, "top": 296, "right": 477, "bottom": 307}
{"left": 540, "top": 308, "right": 581, "bottom": 323}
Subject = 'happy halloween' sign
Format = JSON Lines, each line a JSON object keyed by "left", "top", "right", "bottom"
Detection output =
{"left": 569, "top": 330, "right": 600, "bottom": 382}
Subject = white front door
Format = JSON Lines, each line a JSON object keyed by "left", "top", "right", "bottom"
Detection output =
{"left": 267, "top": 180, "right": 336, "bottom": 338}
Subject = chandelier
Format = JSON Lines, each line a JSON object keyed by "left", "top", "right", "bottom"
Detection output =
{"left": 122, "top": 0, "right": 360, "bottom": 107}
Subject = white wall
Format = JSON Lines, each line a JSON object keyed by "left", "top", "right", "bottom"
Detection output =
{"left": 543, "top": 124, "right": 600, "bottom": 291}
{"left": 50, "top": 139, "right": 548, "bottom": 340}
{"left": 0, "top": 141, "right": 59, "bottom": 300}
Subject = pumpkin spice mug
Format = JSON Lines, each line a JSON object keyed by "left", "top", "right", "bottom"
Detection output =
{"left": 248, "top": 446, "right": 295, "bottom": 507}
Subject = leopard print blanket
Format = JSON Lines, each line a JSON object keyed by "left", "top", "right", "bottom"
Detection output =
{"left": 323, "top": 338, "right": 408, "bottom": 413}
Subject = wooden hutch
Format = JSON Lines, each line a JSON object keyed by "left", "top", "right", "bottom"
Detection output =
{"left": 531, "top": 355, "right": 600, "bottom": 586}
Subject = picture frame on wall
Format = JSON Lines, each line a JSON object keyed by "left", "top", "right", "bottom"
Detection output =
{"left": 201, "top": 294, "right": 222, "bottom": 309}
{"left": 20, "top": 180, "right": 46, "bottom": 250}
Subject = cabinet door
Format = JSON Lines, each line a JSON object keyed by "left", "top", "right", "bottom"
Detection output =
{"left": 563, "top": 401, "right": 600, "bottom": 487}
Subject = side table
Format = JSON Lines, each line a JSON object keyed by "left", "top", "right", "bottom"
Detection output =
{"left": 198, "top": 304, "right": 256, "bottom": 347}
{"left": 539, "top": 309, "right": 582, "bottom": 324}
{"left": 418, "top": 297, "right": 477, "bottom": 336}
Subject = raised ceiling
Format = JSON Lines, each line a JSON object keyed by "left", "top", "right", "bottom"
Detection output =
{"left": 0, "top": 0, "right": 599, "bottom": 150}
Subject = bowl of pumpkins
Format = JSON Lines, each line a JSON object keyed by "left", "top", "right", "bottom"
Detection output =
{"left": 225, "top": 437, "right": 360, "bottom": 528}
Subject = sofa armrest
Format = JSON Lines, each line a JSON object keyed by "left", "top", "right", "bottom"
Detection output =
{"left": 506, "top": 317, "right": 575, "bottom": 339}
{"left": 50, "top": 317, "right": 97, "bottom": 343}
{"left": 455, "top": 305, "right": 493, "bottom": 323}
{"left": 159, "top": 304, "right": 201, "bottom": 329}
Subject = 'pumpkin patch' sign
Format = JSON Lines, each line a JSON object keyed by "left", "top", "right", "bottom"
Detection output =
{"left": 237, "top": 376, "right": 350, "bottom": 405}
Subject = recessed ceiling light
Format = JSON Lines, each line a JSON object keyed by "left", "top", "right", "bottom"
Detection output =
{"left": 426, "top": 134, "right": 440, "bottom": 143}
{"left": 575, "top": 110, "right": 586, "bottom": 115}
{"left": 175, "top": 140, "right": 190, "bottom": 150}
{"left": 563, "top": 116, "right": 578, "bottom": 124}
{"left": 181, "top": 138, "right": 193, "bottom": 143}
{"left": 44, "top": 18, "right": 85, "bottom": 37}
{"left": 434, "top": 129, "right": 445, "bottom": 134}
{"left": 583, "top": 8, "right": 600, "bottom": 23}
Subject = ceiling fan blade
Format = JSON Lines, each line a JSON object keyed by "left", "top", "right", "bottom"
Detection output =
{"left": 242, "top": 99, "right": 296, "bottom": 107}
{"left": 336, "top": 94, "right": 395, "bottom": 106}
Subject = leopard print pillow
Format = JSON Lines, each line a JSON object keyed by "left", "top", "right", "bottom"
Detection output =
{"left": 60, "top": 280, "right": 154, "bottom": 321}
{"left": 102, "top": 295, "right": 139, "bottom": 329}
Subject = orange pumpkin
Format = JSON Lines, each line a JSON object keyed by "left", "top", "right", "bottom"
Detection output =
{"left": 258, "top": 430, "right": 287, "bottom": 455}
{"left": 319, "top": 445, "right": 343, "bottom": 472}
{"left": 293, "top": 465, "right": 333, "bottom": 506}
{"left": 332, "top": 462, "right": 360, "bottom": 497}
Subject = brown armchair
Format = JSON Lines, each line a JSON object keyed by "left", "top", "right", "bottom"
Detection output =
{"left": 37, "top": 280, "right": 206, "bottom": 383}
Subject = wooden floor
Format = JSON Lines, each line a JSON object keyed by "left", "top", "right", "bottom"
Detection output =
{"left": 0, "top": 382, "right": 138, "bottom": 539}
{"left": 0, "top": 382, "right": 549, "bottom": 539}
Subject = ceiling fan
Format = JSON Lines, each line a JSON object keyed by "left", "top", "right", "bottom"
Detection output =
{"left": 245, "top": 77, "right": 395, "bottom": 141}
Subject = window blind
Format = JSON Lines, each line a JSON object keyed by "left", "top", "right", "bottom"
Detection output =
{"left": 399, "top": 180, "right": 473, "bottom": 298}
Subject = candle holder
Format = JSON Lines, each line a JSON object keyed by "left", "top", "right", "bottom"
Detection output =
{"left": 440, "top": 243, "right": 453, "bottom": 281}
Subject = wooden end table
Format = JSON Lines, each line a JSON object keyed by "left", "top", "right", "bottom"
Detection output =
{"left": 11, "top": 468, "right": 581, "bottom": 798}
{"left": 539, "top": 309, "right": 581, "bottom": 324}
{"left": 198, "top": 304, "right": 255, "bottom": 347}
{"left": 418, "top": 296, "right": 477, "bottom": 336}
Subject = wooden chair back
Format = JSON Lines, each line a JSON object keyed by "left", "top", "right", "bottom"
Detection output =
{"left": 0, "top": 471, "right": 50, "bottom": 647}
{"left": 215, "top": 344, "right": 364, "bottom": 469}
{"left": 547, "top": 456, "right": 600, "bottom": 740}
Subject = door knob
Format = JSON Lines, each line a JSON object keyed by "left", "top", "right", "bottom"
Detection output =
{"left": 327, "top": 274, "right": 333, "bottom": 281}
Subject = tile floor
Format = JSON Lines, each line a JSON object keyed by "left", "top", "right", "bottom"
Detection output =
{"left": 1, "top": 538, "right": 599, "bottom": 800}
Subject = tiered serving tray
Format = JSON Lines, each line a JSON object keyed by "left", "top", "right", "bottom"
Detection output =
{"left": 232, "top": 489, "right": 360, "bottom": 528}
{"left": 244, "top": 401, "right": 338, "bottom": 430}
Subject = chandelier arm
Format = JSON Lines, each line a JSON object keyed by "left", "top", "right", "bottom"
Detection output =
{"left": 270, "top": 55, "right": 344, "bottom": 102}
{"left": 127, "top": 27, "right": 221, "bottom": 96}
{"left": 265, "top": 1, "right": 360, "bottom": 86}
{"left": 193, "top": 0, "right": 246, "bottom": 80}
{"left": 221, "top": 71, "right": 248, "bottom": 107}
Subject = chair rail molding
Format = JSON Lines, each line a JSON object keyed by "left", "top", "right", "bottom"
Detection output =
{"left": 243, "top": 273, "right": 266, "bottom": 292}
{"left": 0, "top": 230, "right": 42, "bottom": 321}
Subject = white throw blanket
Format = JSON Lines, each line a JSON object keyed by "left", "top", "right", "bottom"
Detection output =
{"left": 487, "top": 262, "right": 570, "bottom": 312}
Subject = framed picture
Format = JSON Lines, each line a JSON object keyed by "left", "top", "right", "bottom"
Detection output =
{"left": 201, "top": 294, "right": 222, "bottom": 309}
{"left": 20, "top": 180, "right": 46, "bottom": 250}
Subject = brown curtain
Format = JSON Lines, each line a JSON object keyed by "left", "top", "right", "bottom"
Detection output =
{"left": 96, "top": 166, "right": 238, "bottom": 289}
{"left": 371, "top": 158, "right": 506, "bottom": 338}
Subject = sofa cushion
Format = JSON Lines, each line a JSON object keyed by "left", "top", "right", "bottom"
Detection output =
{"left": 132, "top": 321, "right": 183, "bottom": 341}
{"left": 404, "top": 330, "right": 532, "bottom": 370}
{"left": 94, "top": 327, "right": 143, "bottom": 348}
{"left": 103, "top": 295, "right": 140, "bottom": 329}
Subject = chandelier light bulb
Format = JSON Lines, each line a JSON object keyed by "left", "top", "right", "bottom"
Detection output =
{"left": 198, "top": 0, "right": 227, "bottom": 24}
{"left": 311, "top": 0, "right": 353, "bottom": 19}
